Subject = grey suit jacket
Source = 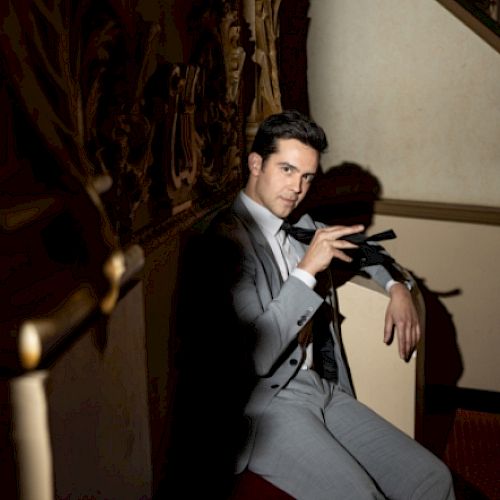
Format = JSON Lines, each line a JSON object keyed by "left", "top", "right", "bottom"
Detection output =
{"left": 211, "top": 193, "right": 395, "bottom": 474}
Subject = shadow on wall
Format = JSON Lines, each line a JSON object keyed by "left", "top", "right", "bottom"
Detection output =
{"left": 155, "top": 223, "right": 256, "bottom": 499}
{"left": 295, "top": 162, "right": 464, "bottom": 456}
{"left": 294, "top": 162, "right": 382, "bottom": 229}
{"left": 414, "top": 277, "right": 464, "bottom": 457}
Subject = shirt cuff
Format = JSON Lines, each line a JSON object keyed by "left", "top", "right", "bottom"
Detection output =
{"left": 291, "top": 268, "right": 317, "bottom": 289}
{"left": 386, "top": 279, "right": 412, "bottom": 292}
{"left": 385, "top": 279, "right": 398, "bottom": 292}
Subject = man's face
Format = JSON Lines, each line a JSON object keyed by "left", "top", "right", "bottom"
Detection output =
{"left": 246, "top": 138, "right": 319, "bottom": 219}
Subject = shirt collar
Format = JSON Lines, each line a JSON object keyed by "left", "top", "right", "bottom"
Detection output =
{"left": 239, "top": 190, "right": 283, "bottom": 237}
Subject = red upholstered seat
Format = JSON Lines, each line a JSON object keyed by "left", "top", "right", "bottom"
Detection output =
{"left": 230, "top": 470, "right": 294, "bottom": 499}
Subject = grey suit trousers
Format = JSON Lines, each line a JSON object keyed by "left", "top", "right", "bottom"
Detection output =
{"left": 248, "top": 369, "right": 454, "bottom": 500}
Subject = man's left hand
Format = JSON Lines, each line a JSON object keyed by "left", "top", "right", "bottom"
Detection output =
{"left": 384, "top": 283, "right": 421, "bottom": 360}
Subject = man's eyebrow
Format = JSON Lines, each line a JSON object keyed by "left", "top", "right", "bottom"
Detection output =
{"left": 278, "top": 161, "right": 316, "bottom": 177}
{"left": 277, "top": 161, "right": 298, "bottom": 170}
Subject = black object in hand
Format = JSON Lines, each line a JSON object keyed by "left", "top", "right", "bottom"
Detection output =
{"left": 341, "top": 229, "right": 397, "bottom": 268}
{"left": 281, "top": 222, "right": 396, "bottom": 250}
{"left": 340, "top": 229, "right": 396, "bottom": 245}
{"left": 281, "top": 223, "right": 405, "bottom": 280}
{"left": 337, "top": 228, "right": 407, "bottom": 283}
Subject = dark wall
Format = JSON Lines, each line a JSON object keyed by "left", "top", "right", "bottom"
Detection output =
{"left": 0, "top": 1, "right": 249, "bottom": 497}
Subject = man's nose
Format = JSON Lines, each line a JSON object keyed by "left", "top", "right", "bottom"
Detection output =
{"left": 290, "top": 175, "right": 302, "bottom": 193}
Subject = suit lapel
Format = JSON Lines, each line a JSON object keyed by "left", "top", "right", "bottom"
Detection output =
{"left": 232, "top": 196, "right": 283, "bottom": 295}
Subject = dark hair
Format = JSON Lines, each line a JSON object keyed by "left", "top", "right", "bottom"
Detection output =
{"left": 250, "top": 109, "right": 328, "bottom": 163}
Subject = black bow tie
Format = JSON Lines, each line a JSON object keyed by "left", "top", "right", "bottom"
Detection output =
{"left": 280, "top": 222, "right": 396, "bottom": 247}
{"left": 280, "top": 221, "right": 317, "bottom": 244}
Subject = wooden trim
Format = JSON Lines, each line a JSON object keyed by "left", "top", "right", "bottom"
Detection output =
{"left": 426, "top": 384, "right": 500, "bottom": 413}
{"left": 453, "top": 387, "right": 500, "bottom": 413}
{"left": 375, "top": 199, "right": 500, "bottom": 226}
{"left": 435, "top": 0, "right": 500, "bottom": 53}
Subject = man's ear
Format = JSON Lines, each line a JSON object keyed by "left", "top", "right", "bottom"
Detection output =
{"left": 248, "top": 152, "right": 263, "bottom": 176}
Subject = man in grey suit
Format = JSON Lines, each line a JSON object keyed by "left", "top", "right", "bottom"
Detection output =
{"left": 209, "top": 110, "right": 454, "bottom": 499}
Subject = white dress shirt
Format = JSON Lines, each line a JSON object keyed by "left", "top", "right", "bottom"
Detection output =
{"left": 239, "top": 191, "right": 316, "bottom": 287}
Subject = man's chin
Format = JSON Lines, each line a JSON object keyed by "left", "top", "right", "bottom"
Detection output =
{"left": 275, "top": 207, "right": 293, "bottom": 219}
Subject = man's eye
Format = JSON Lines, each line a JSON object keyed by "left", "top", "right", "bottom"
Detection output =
{"left": 281, "top": 166, "right": 292, "bottom": 173}
{"left": 304, "top": 174, "right": 315, "bottom": 183}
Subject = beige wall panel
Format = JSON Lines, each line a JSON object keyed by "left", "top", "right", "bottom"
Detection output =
{"left": 307, "top": 0, "right": 500, "bottom": 206}
{"left": 369, "top": 214, "right": 500, "bottom": 392}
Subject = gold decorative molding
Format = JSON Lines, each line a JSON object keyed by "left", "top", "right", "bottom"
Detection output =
{"left": 222, "top": 4, "right": 247, "bottom": 104}
{"left": 153, "top": 1, "right": 245, "bottom": 221}
{"left": 244, "top": 0, "right": 283, "bottom": 150}
{"left": 0, "top": 0, "right": 247, "bottom": 368}
{"left": 1, "top": 0, "right": 246, "bottom": 243}
{"left": 164, "top": 64, "right": 203, "bottom": 212}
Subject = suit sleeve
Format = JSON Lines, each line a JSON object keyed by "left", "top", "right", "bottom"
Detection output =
{"left": 361, "top": 262, "right": 394, "bottom": 290}
{"left": 361, "top": 249, "right": 414, "bottom": 292}
{"left": 231, "top": 251, "right": 323, "bottom": 376}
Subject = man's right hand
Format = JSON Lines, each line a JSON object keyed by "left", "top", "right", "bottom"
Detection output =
{"left": 297, "top": 225, "right": 365, "bottom": 277}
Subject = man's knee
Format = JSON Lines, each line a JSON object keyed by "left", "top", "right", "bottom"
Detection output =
{"left": 413, "top": 459, "right": 455, "bottom": 500}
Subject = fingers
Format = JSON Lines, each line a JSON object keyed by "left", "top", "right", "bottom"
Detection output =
{"left": 385, "top": 313, "right": 421, "bottom": 360}
{"left": 312, "top": 225, "right": 364, "bottom": 258}
{"left": 394, "top": 320, "right": 421, "bottom": 360}
{"left": 400, "top": 323, "right": 413, "bottom": 360}
{"left": 383, "top": 318, "right": 394, "bottom": 345}
{"left": 314, "top": 224, "right": 365, "bottom": 243}
{"left": 299, "top": 224, "right": 365, "bottom": 275}
{"left": 385, "top": 284, "right": 421, "bottom": 360}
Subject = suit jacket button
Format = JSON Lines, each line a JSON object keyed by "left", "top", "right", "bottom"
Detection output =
{"left": 290, "top": 359, "right": 298, "bottom": 366}
{"left": 297, "top": 315, "right": 306, "bottom": 326}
